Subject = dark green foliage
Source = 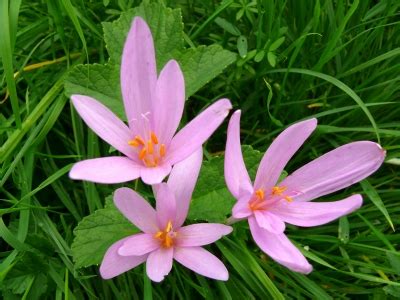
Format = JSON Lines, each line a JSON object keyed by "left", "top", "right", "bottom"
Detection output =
{"left": 1, "top": 0, "right": 400, "bottom": 298}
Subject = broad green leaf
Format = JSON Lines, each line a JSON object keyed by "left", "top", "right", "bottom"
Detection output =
{"left": 64, "top": 64, "right": 123, "bottom": 119}
{"left": 102, "top": 2, "right": 183, "bottom": 68}
{"left": 188, "top": 145, "right": 263, "bottom": 222}
{"left": 71, "top": 200, "right": 138, "bottom": 268}
{"left": 64, "top": 1, "right": 236, "bottom": 119}
{"left": 0, "top": 250, "right": 49, "bottom": 298}
{"left": 178, "top": 45, "right": 236, "bottom": 97}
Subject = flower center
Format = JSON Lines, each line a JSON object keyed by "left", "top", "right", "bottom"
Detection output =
{"left": 248, "top": 189, "right": 267, "bottom": 211}
{"left": 128, "top": 131, "right": 166, "bottom": 167}
{"left": 154, "top": 221, "right": 177, "bottom": 248}
{"left": 249, "top": 186, "right": 292, "bottom": 211}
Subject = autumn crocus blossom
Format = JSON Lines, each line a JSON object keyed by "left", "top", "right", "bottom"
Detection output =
{"left": 100, "top": 149, "right": 232, "bottom": 282}
{"left": 225, "top": 111, "right": 385, "bottom": 273}
{"left": 69, "top": 17, "right": 232, "bottom": 185}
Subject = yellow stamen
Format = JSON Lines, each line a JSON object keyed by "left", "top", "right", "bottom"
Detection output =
{"left": 165, "top": 221, "right": 173, "bottom": 232}
{"left": 249, "top": 189, "right": 267, "bottom": 211}
{"left": 164, "top": 236, "right": 173, "bottom": 248}
{"left": 144, "top": 157, "right": 156, "bottom": 167}
{"left": 284, "top": 196, "right": 293, "bottom": 202}
{"left": 147, "top": 140, "right": 154, "bottom": 154}
{"left": 139, "top": 148, "right": 147, "bottom": 160}
{"left": 128, "top": 140, "right": 140, "bottom": 147}
{"left": 159, "top": 144, "right": 166, "bottom": 157}
{"left": 154, "top": 232, "right": 163, "bottom": 239}
{"left": 134, "top": 135, "right": 145, "bottom": 146}
{"left": 154, "top": 221, "right": 175, "bottom": 248}
{"left": 272, "top": 186, "right": 287, "bottom": 195}
{"left": 255, "top": 189, "right": 264, "bottom": 200}
{"left": 151, "top": 132, "right": 159, "bottom": 144}
{"left": 128, "top": 132, "right": 166, "bottom": 167}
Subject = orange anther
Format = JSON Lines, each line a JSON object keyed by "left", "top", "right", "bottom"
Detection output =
{"left": 284, "top": 196, "right": 293, "bottom": 202}
{"left": 139, "top": 148, "right": 147, "bottom": 160}
{"left": 134, "top": 135, "right": 145, "bottom": 146}
{"left": 159, "top": 144, "right": 166, "bottom": 157}
{"left": 128, "top": 140, "right": 140, "bottom": 147}
{"left": 164, "top": 235, "right": 173, "bottom": 248}
{"left": 144, "top": 157, "right": 156, "bottom": 167}
{"left": 147, "top": 140, "right": 154, "bottom": 154}
{"left": 151, "top": 132, "right": 159, "bottom": 144}
{"left": 255, "top": 189, "right": 264, "bottom": 200}
{"left": 154, "top": 221, "right": 175, "bottom": 248}
{"left": 165, "top": 221, "right": 173, "bottom": 232}
{"left": 272, "top": 186, "right": 287, "bottom": 195}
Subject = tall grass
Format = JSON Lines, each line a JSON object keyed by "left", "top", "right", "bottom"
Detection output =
{"left": 1, "top": 0, "right": 399, "bottom": 298}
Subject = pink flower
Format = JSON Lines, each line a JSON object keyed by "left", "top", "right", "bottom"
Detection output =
{"left": 225, "top": 110, "right": 385, "bottom": 274}
{"left": 69, "top": 17, "right": 232, "bottom": 185}
{"left": 100, "top": 149, "right": 232, "bottom": 282}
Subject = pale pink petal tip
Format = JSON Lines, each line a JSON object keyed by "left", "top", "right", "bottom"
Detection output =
{"left": 140, "top": 164, "right": 172, "bottom": 185}
{"left": 282, "top": 141, "right": 386, "bottom": 202}
{"left": 224, "top": 110, "right": 253, "bottom": 199}
{"left": 69, "top": 157, "right": 140, "bottom": 184}
{"left": 174, "top": 247, "right": 229, "bottom": 281}
{"left": 272, "top": 194, "right": 363, "bottom": 227}
{"left": 99, "top": 237, "right": 147, "bottom": 279}
{"left": 121, "top": 16, "right": 157, "bottom": 130}
{"left": 146, "top": 248, "right": 174, "bottom": 282}
{"left": 248, "top": 217, "right": 312, "bottom": 274}
{"left": 254, "top": 117, "right": 318, "bottom": 191}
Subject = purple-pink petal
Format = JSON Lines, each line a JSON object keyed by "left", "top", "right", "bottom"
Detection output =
{"left": 71, "top": 95, "right": 135, "bottom": 159}
{"left": 248, "top": 217, "right": 312, "bottom": 274}
{"left": 118, "top": 233, "right": 160, "bottom": 256}
{"left": 146, "top": 247, "right": 174, "bottom": 282}
{"left": 114, "top": 187, "right": 158, "bottom": 234}
{"left": 155, "top": 183, "right": 177, "bottom": 229}
{"left": 225, "top": 110, "right": 253, "bottom": 198}
{"left": 69, "top": 157, "right": 140, "bottom": 184}
{"left": 174, "top": 246, "right": 229, "bottom": 281}
{"left": 153, "top": 60, "right": 185, "bottom": 144}
{"left": 231, "top": 197, "right": 252, "bottom": 219}
{"left": 100, "top": 236, "right": 147, "bottom": 279}
{"left": 121, "top": 17, "right": 157, "bottom": 132}
{"left": 272, "top": 194, "right": 363, "bottom": 227}
{"left": 176, "top": 224, "right": 232, "bottom": 247}
{"left": 254, "top": 118, "right": 317, "bottom": 191}
{"left": 281, "top": 141, "right": 385, "bottom": 202}
{"left": 140, "top": 163, "right": 172, "bottom": 185}
{"left": 167, "top": 148, "right": 203, "bottom": 228}
{"left": 254, "top": 211, "right": 285, "bottom": 234}
{"left": 167, "top": 99, "right": 232, "bottom": 165}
